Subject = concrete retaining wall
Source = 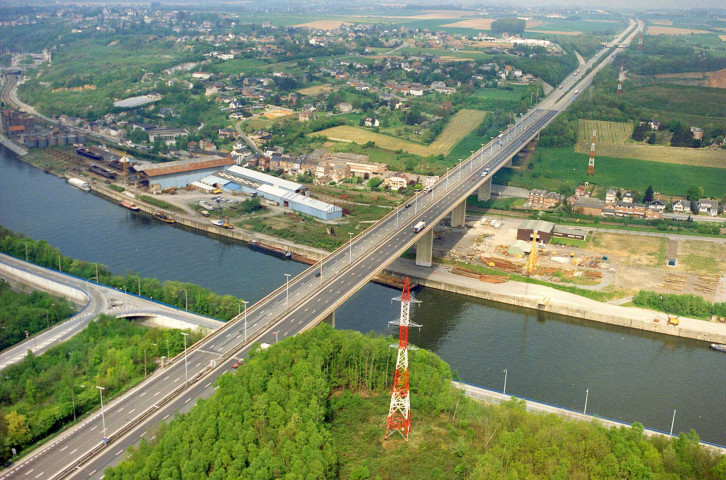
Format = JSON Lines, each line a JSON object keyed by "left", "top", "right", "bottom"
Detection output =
{"left": 0, "top": 261, "right": 88, "bottom": 304}
{"left": 386, "top": 270, "right": 726, "bottom": 344}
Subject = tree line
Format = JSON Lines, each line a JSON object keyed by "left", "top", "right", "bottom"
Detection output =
{"left": 633, "top": 290, "right": 726, "bottom": 319}
{"left": 0, "top": 226, "right": 245, "bottom": 321}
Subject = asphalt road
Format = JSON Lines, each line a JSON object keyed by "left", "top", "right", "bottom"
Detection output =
{"left": 0, "top": 253, "right": 224, "bottom": 371}
{"left": 1, "top": 19, "right": 642, "bottom": 480}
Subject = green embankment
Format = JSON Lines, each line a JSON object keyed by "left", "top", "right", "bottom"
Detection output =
{"left": 0, "top": 280, "right": 76, "bottom": 351}
{"left": 105, "top": 326, "right": 726, "bottom": 479}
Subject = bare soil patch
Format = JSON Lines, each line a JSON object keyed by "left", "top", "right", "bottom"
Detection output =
{"left": 647, "top": 26, "right": 711, "bottom": 35}
{"left": 709, "top": 68, "right": 726, "bottom": 88}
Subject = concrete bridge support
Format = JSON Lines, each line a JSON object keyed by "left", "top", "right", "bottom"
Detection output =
{"left": 415, "top": 228, "right": 433, "bottom": 267}
{"left": 450, "top": 200, "right": 467, "bottom": 227}
{"left": 478, "top": 178, "right": 491, "bottom": 202}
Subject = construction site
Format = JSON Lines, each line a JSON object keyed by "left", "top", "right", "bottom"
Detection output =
{"left": 429, "top": 215, "right": 726, "bottom": 303}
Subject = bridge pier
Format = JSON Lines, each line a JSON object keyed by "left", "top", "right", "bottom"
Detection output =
{"left": 450, "top": 199, "right": 467, "bottom": 228}
{"left": 415, "top": 228, "right": 433, "bottom": 267}
{"left": 477, "top": 178, "right": 491, "bottom": 202}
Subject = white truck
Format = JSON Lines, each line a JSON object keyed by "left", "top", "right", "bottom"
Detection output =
{"left": 413, "top": 221, "right": 426, "bottom": 233}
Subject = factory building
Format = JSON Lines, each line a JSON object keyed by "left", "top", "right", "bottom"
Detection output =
{"left": 210, "top": 166, "right": 341, "bottom": 220}
{"left": 516, "top": 219, "right": 555, "bottom": 243}
{"left": 136, "top": 156, "right": 235, "bottom": 191}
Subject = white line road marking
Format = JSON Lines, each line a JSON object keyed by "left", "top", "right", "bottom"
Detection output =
{"left": 129, "top": 409, "right": 136, "bottom": 414}
{"left": 140, "top": 431, "right": 147, "bottom": 437}
{"left": 205, "top": 382, "right": 211, "bottom": 388}
{"left": 70, "top": 449, "right": 77, "bottom": 455}
{"left": 185, "top": 398, "right": 191, "bottom": 404}
{"left": 88, "top": 470, "right": 96, "bottom": 476}
{"left": 163, "top": 414, "right": 169, "bottom": 420}
{"left": 195, "top": 362, "right": 201, "bottom": 368}
{"left": 90, "top": 426, "right": 97, "bottom": 431}
{"left": 173, "top": 377, "right": 179, "bottom": 383}
{"left": 154, "top": 391, "right": 161, "bottom": 397}
{"left": 34, "top": 472, "right": 44, "bottom": 479}
{"left": 116, "top": 408, "right": 124, "bottom": 413}
{"left": 60, "top": 446, "right": 68, "bottom": 452}
{"left": 115, "top": 450, "right": 123, "bottom": 456}
{"left": 24, "top": 469, "right": 33, "bottom": 476}
{"left": 139, "top": 392, "right": 146, "bottom": 397}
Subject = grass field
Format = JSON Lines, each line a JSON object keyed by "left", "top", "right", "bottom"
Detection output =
{"left": 317, "top": 109, "right": 486, "bottom": 157}
{"left": 494, "top": 146, "right": 726, "bottom": 197}
{"left": 574, "top": 119, "right": 726, "bottom": 168}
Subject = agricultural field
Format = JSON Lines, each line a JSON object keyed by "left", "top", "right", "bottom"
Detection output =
{"left": 647, "top": 26, "right": 712, "bottom": 35}
{"left": 576, "top": 119, "right": 631, "bottom": 145}
{"left": 296, "top": 84, "right": 336, "bottom": 96}
{"left": 315, "top": 126, "right": 442, "bottom": 156}
{"left": 429, "top": 110, "right": 487, "bottom": 151}
{"left": 494, "top": 146, "right": 726, "bottom": 197}
{"left": 574, "top": 120, "right": 726, "bottom": 168}
{"left": 317, "top": 109, "right": 486, "bottom": 157}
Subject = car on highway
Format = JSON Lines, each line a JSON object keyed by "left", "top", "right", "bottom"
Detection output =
{"left": 314, "top": 272, "right": 321, "bottom": 277}
{"left": 232, "top": 361, "right": 241, "bottom": 369}
{"left": 404, "top": 203, "right": 411, "bottom": 208}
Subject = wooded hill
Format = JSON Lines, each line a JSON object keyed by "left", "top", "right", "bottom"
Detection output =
{"left": 105, "top": 325, "right": 726, "bottom": 479}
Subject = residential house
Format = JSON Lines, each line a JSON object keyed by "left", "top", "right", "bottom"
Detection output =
{"left": 385, "top": 172, "right": 412, "bottom": 191}
{"left": 648, "top": 200, "right": 666, "bottom": 212}
{"left": 614, "top": 201, "right": 646, "bottom": 218}
{"left": 573, "top": 197, "right": 604, "bottom": 217}
{"left": 527, "top": 189, "right": 560, "bottom": 210}
{"left": 672, "top": 199, "right": 691, "bottom": 213}
{"left": 621, "top": 191, "right": 635, "bottom": 204}
{"left": 649, "top": 120, "right": 661, "bottom": 131}
{"left": 299, "top": 110, "right": 316, "bottom": 123}
{"left": 364, "top": 118, "right": 380, "bottom": 127}
{"left": 690, "top": 127, "right": 704, "bottom": 140}
{"left": 605, "top": 188, "right": 617, "bottom": 205}
{"left": 337, "top": 102, "right": 353, "bottom": 113}
{"left": 698, "top": 199, "right": 719, "bottom": 216}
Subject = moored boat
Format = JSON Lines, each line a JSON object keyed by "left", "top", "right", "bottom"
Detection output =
{"left": 119, "top": 200, "right": 140, "bottom": 211}
{"left": 68, "top": 177, "right": 90, "bottom": 192}
{"left": 710, "top": 343, "right": 726, "bottom": 353}
{"left": 249, "top": 240, "right": 291, "bottom": 258}
{"left": 153, "top": 211, "right": 175, "bottom": 224}
{"left": 210, "top": 219, "right": 225, "bottom": 227}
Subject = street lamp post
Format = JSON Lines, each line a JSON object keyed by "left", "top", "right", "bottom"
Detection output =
{"left": 458, "top": 159, "right": 462, "bottom": 181}
{"left": 96, "top": 386, "right": 107, "bottom": 443}
{"left": 503, "top": 369, "right": 508, "bottom": 395}
{"left": 348, "top": 232, "right": 354, "bottom": 264}
{"left": 58, "top": 253, "right": 62, "bottom": 272}
{"left": 470, "top": 151, "right": 475, "bottom": 170}
{"left": 181, "top": 332, "right": 189, "bottom": 384}
{"left": 446, "top": 167, "right": 449, "bottom": 191}
{"left": 284, "top": 274, "right": 291, "bottom": 309}
{"left": 242, "top": 300, "right": 249, "bottom": 342}
{"left": 136, "top": 276, "right": 141, "bottom": 296}
{"left": 122, "top": 286, "right": 127, "bottom": 309}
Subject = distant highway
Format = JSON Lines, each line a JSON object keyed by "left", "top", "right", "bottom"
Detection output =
{"left": 1, "top": 19, "right": 642, "bottom": 480}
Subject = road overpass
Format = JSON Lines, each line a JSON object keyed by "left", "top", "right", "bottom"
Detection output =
{"left": 0, "top": 253, "right": 224, "bottom": 371}
{"left": 0, "top": 19, "right": 643, "bottom": 480}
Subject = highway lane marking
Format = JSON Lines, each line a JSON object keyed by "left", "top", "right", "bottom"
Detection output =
{"left": 34, "top": 472, "right": 44, "bottom": 479}
{"left": 154, "top": 391, "right": 161, "bottom": 396}
{"left": 173, "top": 377, "right": 180, "bottom": 383}
{"left": 60, "top": 446, "right": 68, "bottom": 452}
{"left": 88, "top": 470, "right": 96, "bottom": 476}
{"left": 90, "top": 425, "right": 97, "bottom": 431}
{"left": 139, "top": 392, "right": 146, "bottom": 397}
{"left": 129, "top": 408, "right": 136, "bottom": 414}
{"left": 140, "top": 431, "right": 147, "bottom": 437}
{"left": 70, "top": 449, "right": 77, "bottom": 455}
{"left": 24, "top": 469, "right": 33, "bottom": 476}
{"left": 185, "top": 398, "right": 191, "bottom": 404}
{"left": 205, "top": 382, "right": 211, "bottom": 388}
{"left": 115, "top": 450, "right": 124, "bottom": 457}
{"left": 116, "top": 408, "right": 124, "bottom": 413}
{"left": 163, "top": 414, "right": 169, "bottom": 420}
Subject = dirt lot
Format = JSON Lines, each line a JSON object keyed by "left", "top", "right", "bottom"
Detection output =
{"left": 430, "top": 217, "right": 726, "bottom": 301}
{"left": 646, "top": 26, "right": 711, "bottom": 35}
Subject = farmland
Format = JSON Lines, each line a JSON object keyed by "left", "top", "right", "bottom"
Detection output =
{"left": 429, "top": 110, "right": 487, "bottom": 151}
{"left": 493, "top": 146, "right": 726, "bottom": 197}
{"left": 296, "top": 84, "right": 336, "bottom": 96}
{"left": 646, "top": 26, "right": 712, "bottom": 35}
{"left": 576, "top": 119, "right": 631, "bottom": 145}
{"left": 317, "top": 109, "right": 486, "bottom": 157}
{"left": 315, "top": 126, "right": 441, "bottom": 156}
{"left": 574, "top": 119, "right": 726, "bottom": 168}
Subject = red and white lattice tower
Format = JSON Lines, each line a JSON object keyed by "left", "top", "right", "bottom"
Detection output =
{"left": 587, "top": 129, "right": 596, "bottom": 176}
{"left": 617, "top": 63, "right": 624, "bottom": 95}
{"left": 385, "top": 277, "right": 420, "bottom": 441}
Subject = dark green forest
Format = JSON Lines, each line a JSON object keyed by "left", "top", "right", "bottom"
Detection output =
{"left": 105, "top": 326, "right": 726, "bottom": 479}
{"left": 0, "top": 280, "right": 76, "bottom": 351}
{"left": 0, "top": 316, "right": 204, "bottom": 463}
{"left": 0, "top": 225, "right": 244, "bottom": 321}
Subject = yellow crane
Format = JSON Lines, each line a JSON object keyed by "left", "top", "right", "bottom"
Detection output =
{"left": 526, "top": 230, "right": 538, "bottom": 276}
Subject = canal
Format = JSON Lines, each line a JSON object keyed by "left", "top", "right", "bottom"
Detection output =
{"left": 1, "top": 150, "right": 724, "bottom": 445}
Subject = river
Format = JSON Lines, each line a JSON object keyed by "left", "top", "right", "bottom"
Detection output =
{"left": 1, "top": 150, "right": 724, "bottom": 445}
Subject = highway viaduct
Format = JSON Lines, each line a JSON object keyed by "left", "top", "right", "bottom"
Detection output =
{"left": 0, "top": 19, "right": 643, "bottom": 480}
